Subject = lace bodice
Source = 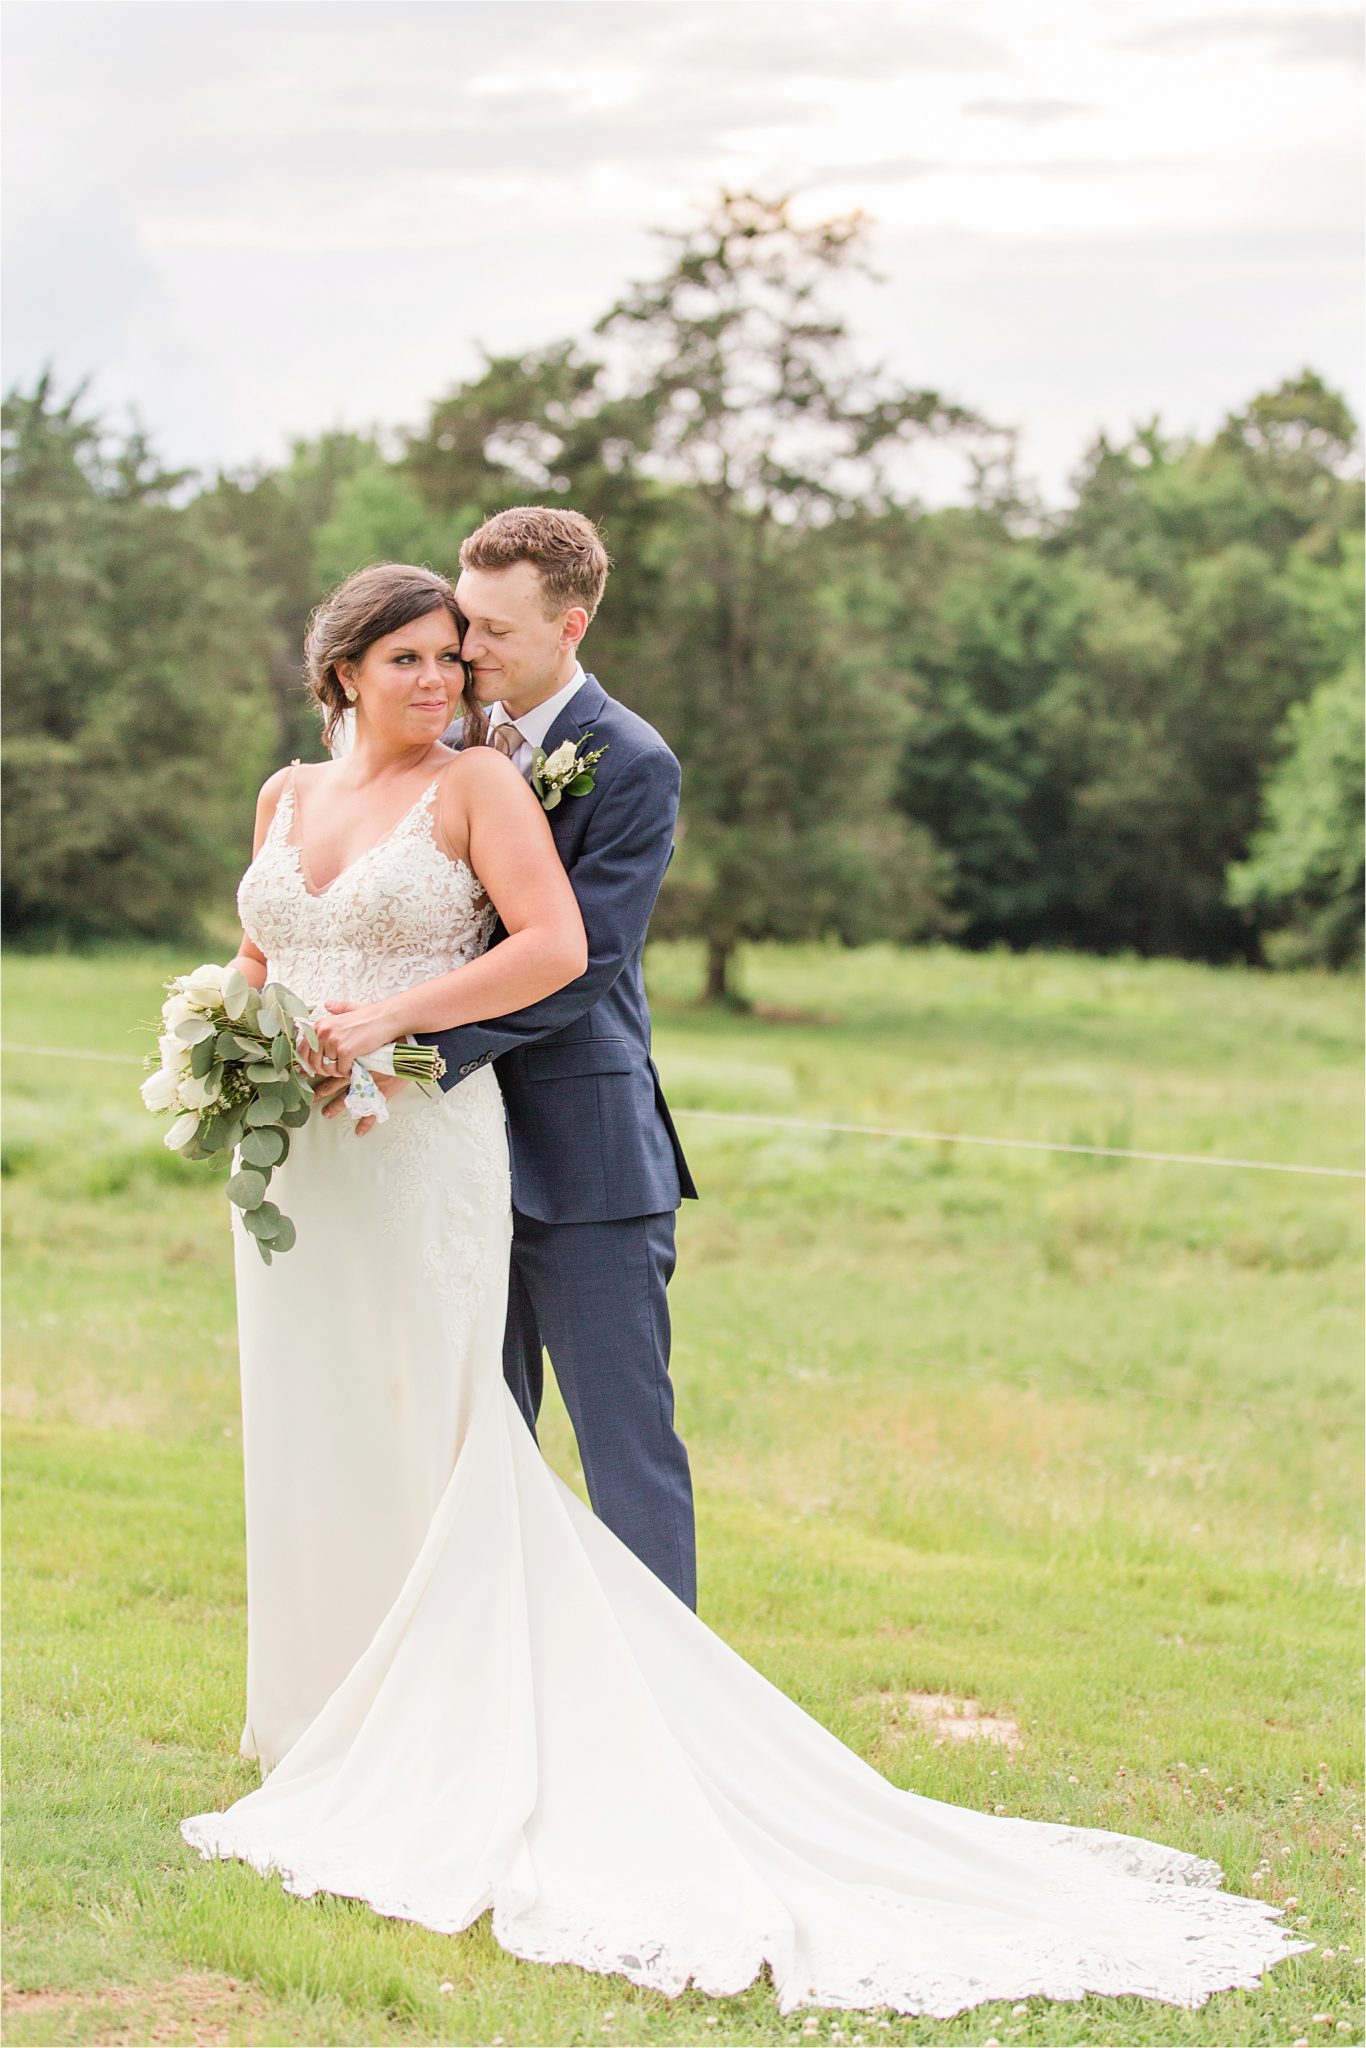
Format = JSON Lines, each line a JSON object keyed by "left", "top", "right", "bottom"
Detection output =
{"left": 237, "top": 775, "right": 497, "bottom": 1009}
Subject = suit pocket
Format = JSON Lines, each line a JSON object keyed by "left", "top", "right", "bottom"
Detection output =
{"left": 521, "top": 1038, "right": 634, "bottom": 1082}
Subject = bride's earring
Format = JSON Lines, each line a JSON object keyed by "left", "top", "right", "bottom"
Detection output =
{"left": 344, "top": 683, "right": 358, "bottom": 703}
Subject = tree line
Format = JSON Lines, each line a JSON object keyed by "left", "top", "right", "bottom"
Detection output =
{"left": 4, "top": 193, "right": 1361, "bottom": 992}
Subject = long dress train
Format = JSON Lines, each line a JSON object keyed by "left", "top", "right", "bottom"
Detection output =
{"left": 180, "top": 777, "right": 1310, "bottom": 2017}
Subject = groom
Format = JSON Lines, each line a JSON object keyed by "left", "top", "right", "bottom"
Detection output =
{"left": 425, "top": 506, "right": 699, "bottom": 1611}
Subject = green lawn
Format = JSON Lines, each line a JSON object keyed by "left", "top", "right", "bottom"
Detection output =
{"left": 3, "top": 940, "right": 1362, "bottom": 2046}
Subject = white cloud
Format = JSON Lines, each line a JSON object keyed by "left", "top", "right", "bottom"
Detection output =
{"left": 1, "top": 0, "right": 1360, "bottom": 504}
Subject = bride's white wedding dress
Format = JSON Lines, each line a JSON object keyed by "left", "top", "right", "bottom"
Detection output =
{"left": 180, "top": 778, "right": 1309, "bottom": 2017}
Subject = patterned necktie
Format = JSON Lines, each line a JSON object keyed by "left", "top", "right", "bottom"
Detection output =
{"left": 488, "top": 722, "right": 527, "bottom": 759}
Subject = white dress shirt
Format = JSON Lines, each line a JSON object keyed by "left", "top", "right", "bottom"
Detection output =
{"left": 486, "top": 664, "right": 586, "bottom": 780}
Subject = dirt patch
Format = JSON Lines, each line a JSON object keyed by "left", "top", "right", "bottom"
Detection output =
{"left": 2, "top": 1970, "right": 273, "bottom": 2045}
{"left": 859, "top": 1689, "right": 1024, "bottom": 1750}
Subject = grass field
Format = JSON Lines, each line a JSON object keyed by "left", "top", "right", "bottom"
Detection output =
{"left": 3, "top": 940, "right": 1363, "bottom": 2047}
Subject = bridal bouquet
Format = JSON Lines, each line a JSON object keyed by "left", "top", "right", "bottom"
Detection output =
{"left": 142, "top": 964, "right": 444, "bottom": 1262}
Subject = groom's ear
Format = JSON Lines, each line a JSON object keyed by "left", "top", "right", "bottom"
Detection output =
{"left": 560, "top": 606, "right": 589, "bottom": 652}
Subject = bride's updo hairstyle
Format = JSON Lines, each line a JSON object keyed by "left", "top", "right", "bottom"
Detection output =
{"left": 303, "top": 564, "right": 483, "bottom": 749}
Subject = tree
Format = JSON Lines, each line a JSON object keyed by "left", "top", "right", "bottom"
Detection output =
{"left": 203, "top": 432, "right": 380, "bottom": 760}
{"left": 591, "top": 191, "right": 982, "bottom": 999}
{"left": 2, "top": 375, "right": 275, "bottom": 941}
{"left": 1228, "top": 667, "right": 1364, "bottom": 967}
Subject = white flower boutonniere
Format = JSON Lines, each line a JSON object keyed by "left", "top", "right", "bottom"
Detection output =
{"left": 530, "top": 733, "right": 608, "bottom": 811}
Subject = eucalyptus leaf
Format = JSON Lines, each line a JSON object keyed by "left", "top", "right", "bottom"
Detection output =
{"left": 256, "top": 1244, "right": 273, "bottom": 1266}
{"left": 240, "top": 1127, "right": 285, "bottom": 1169}
{"left": 258, "top": 1001, "right": 286, "bottom": 1041}
{"left": 173, "top": 1015, "right": 215, "bottom": 1045}
{"left": 245, "top": 1092, "right": 285, "bottom": 1127}
{"left": 190, "top": 1035, "right": 217, "bottom": 1079}
{"left": 271, "top": 1033, "right": 292, "bottom": 1072}
{"left": 243, "top": 1200, "right": 282, "bottom": 1240}
{"left": 273, "top": 987, "right": 310, "bottom": 1021}
{"left": 226, "top": 1168, "right": 267, "bottom": 1210}
{"left": 542, "top": 788, "right": 563, "bottom": 811}
{"left": 245, "top": 1061, "right": 279, "bottom": 1084}
{"left": 222, "top": 966, "right": 250, "bottom": 1021}
{"left": 280, "top": 1102, "right": 312, "bottom": 1129}
{"left": 269, "top": 1215, "right": 297, "bottom": 1253}
{"left": 565, "top": 772, "right": 596, "bottom": 797}
{"left": 215, "top": 1030, "right": 243, "bottom": 1059}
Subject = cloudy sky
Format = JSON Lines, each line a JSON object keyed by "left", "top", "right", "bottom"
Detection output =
{"left": 3, "top": 0, "right": 1361, "bottom": 505}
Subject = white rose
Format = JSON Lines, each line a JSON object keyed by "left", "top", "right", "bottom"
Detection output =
{"left": 180, "top": 963, "right": 227, "bottom": 1010}
{"left": 542, "top": 740, "right": 578, "bottom": 778}
{"left": 176, "top": 1070, "right": 222, "bottom": 1110}
{"left": 140, "top": 1067, "right": 180, "bottom": 1112}
{"left": 162, "top": 993, "right": 197, "bottom": 1030}
{"left": 164, "top": 1111, "right": 201, "bottom": 1151}
{"left": 158, "top": 1031, "right": 192, "bottom": 1073}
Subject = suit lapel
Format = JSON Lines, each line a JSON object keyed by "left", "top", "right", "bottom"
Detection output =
{"left": 538, "top": 673, "right": 608, "bottom": 761}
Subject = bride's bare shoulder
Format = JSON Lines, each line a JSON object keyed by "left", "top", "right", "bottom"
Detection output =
{"left": 437, "top": 744, "right": 528, "bottom": 802}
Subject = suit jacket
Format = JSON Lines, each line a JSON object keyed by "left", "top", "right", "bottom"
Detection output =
{"left": 421, "top": 674, "right": 698, "bottom": 1226}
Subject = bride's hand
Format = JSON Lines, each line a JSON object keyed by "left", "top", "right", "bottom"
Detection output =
{"left": 312, "top": 999, "right": 401, "bottom": 1075}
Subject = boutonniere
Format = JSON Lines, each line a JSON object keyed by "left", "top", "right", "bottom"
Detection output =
{"left": 530, "top": 734, "right": 608, "bottom": 811}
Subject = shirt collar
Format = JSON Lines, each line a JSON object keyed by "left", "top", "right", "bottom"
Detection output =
{"left": 488, "top": 663, "right": 586, "bottom": 750}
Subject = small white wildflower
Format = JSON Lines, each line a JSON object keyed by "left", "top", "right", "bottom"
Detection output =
{"left": 437, "top": 1980, "right": 454, "bottom": 1995}
{"left": 1012, "top": 2004, "right": 1028, "bottom": 2017}
{"left": 1322, "top": 1950, "right": 1337, "bottom": 1962}
{"left": 1287, "top": 1898, "right": 1300, "bottom": 1910}
{"left": 1067, "top": 1774, "right": 1079, "bottom": 1784}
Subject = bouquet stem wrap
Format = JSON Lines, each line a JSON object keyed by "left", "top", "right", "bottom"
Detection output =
{"left": 327, "top": 1035, "right": 446, "bottom": 1125}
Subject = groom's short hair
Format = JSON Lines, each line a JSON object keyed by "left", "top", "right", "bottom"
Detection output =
{"left": 460, "top": 507, "right": 610, "bottom": 621}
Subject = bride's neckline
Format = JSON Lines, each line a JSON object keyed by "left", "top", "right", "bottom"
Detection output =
{"left": 279, "top": 772, "right": 444, "bottom": 899}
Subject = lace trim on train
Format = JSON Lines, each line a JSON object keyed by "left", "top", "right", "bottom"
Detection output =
{"left": 180, "top": 1810, "right": 1310, "bottom": 2019}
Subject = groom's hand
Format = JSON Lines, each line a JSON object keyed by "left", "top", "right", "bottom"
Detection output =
{"left": 315, "top": 1069, "right": 410, "bottom": 1136}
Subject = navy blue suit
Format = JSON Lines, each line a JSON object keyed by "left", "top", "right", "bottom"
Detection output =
{"left": 423, "top": 675, "right": 698, "bottom": 1608}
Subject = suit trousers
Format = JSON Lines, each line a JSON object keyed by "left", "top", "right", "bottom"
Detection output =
{"left": 501, "top": 1207, "right": 697, "bottom": 1611}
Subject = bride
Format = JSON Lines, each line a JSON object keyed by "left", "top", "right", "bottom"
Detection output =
{"left": 181, "top": 559, "right": 1309, "bottom": 2018}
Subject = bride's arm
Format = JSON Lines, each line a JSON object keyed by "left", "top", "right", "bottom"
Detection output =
{"left": 229, "top": 768, "right": 291, "bottom": 991}
{"left": 313, "top": 752, "right": 587, "bottom": 1067}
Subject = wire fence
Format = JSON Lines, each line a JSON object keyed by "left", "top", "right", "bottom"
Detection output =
{"left": 3, "top": 1041, "right": 1362, "bottom": 1181}
{"left": 2, "top": 1040, "right": 1360, "bottom": 1420}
